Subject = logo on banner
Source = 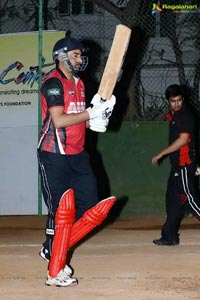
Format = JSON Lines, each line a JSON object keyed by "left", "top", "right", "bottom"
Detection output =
{"left": 0, "top": 57, "right": 53, "bottom": 88}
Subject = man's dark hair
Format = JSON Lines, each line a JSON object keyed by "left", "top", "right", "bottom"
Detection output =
{"left": 165, "top": 84, "right": 185, "bottom": 100}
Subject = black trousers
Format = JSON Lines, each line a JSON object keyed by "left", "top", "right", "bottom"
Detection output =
{"left": 161, "top": 162, "right": 200, "bottom": 243}
{"left": 37, "top": 150, "right": 98, "bottom": 254}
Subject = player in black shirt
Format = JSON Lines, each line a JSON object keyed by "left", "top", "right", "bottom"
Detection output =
{"left": 152, "top": 84, "right": 200, "bottom": 245}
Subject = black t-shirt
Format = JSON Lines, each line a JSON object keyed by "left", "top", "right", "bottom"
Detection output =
{"left": 167, "top": 105, "right": 196, "bottom": 167}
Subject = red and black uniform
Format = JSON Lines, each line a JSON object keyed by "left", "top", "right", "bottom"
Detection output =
{"left": 161, "top": 105, "right": 200, "bottom": 243}
{"left": 38, "top": 68, "right": 86, "bottom": 155}
{"left": 37, "top": 68, "right": 98, "bottom": 255}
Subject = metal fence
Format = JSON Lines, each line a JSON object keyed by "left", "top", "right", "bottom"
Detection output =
{"left": 0, "top": 0, "right": 200, "bottom": 121}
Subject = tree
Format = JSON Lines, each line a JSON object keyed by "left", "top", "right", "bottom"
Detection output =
{"left": 88, "top": 0, "right": 200, "bottom": 120}
{"left": 2, "top": 0, "right": 199, "bottom": 120}
{"left": 83, "top": 0, "right": 153, "bottom": 122}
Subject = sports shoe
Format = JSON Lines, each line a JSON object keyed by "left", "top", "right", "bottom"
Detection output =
{"left": 45, "top": 265, "right": 78, "bottom": 287}
{"left": 39, "top": 247, "right": 50, "bottom": 262}
{"left": 153, "top": 237, "right": 179, "bottom": 246}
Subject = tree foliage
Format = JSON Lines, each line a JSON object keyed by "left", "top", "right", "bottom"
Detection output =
{"left": 1, "top": 0, "right": 199, "bottom": 119}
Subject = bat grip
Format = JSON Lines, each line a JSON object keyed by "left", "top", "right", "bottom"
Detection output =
{"left": 100, "top": 98, "right": 107, "bottom": 102}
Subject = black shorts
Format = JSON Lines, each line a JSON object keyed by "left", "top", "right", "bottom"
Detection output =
{"left": 37, "top": 150, "right": 98, "bottom": 219}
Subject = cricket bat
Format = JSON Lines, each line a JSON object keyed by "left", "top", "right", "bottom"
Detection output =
{"left": 98, "top": 24, "right": 131, "bottom": 100}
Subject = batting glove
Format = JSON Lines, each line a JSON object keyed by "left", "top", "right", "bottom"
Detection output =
{"left": 89, "top": 117, "right": 109, "bottom": 133}
{"left": 87, "top": 94, "right": 116, "bottom": 120}
{"left": 91, "top": 93, "right": 102, "bottom": 107}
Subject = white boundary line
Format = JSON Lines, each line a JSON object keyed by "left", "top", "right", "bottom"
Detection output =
{"left": 1, "top": 242, "right": 200, "bottom": 248}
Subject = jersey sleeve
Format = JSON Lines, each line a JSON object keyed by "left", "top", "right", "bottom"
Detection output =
{"left": 179, "top": 110, "right": 194, "bottom": 134}
{"left": 41, "top": 77, "right": 64, "bottom": 108}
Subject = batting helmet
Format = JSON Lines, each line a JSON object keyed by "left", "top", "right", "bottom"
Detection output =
{"left": 52, "top": 37, "right": 88, "bottom": 62}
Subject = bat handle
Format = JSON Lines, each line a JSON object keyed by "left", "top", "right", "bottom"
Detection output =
{"left": 100, "top": 98, "right": 107, "bottom": 102}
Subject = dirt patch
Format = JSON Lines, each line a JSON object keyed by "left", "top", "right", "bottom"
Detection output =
{"left": 0, "top": 215, "right": 200, "bottom": 300}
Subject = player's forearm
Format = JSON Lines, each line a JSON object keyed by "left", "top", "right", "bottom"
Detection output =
{"left": 152, "top": 134, "right": 189, "bottom": 165}
{"left": 86, "top": 120, "right": 90, "bottom": 128}
{"left": 159, "top": 136, "right": 188, "bottom": 158}
{"left": 52, "top": 111, "right": 90, "bottom": 128}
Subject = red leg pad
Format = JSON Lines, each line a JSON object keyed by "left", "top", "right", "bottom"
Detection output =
{"left": 49, "top": 189, "right": 76, "bottom": 277}
{"left": 69, "top": 196, "right": 116, "bottom": 248}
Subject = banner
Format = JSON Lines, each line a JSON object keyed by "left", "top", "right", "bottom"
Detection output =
{"left": 0, "top": 31, "right": 65, "bottom": 215}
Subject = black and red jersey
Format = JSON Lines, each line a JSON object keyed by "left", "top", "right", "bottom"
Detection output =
{"left": 166, "top": 105, "right": 196, "bottom": 167}
{"left": 38, "top": 68, "right": 86, "bottom": 154}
